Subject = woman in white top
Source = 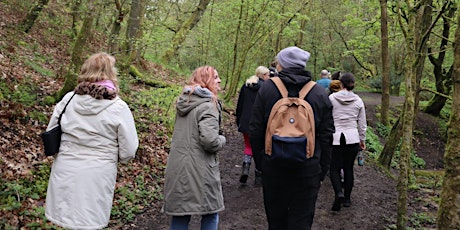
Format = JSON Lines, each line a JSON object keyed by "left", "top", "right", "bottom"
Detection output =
{"left": 328, "top": 72, "right": 366, "bottom": 211}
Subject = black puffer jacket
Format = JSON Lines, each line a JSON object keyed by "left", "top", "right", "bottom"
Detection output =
{"left": 249, "top": 68, "right": 334, "bottom": 180}
{"left": 235, "top": 78, "right": 265, "bottom": 133}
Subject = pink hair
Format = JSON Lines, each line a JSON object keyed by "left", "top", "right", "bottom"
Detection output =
{"left": 186, "top": 66, "right": 219, "bottom": 97}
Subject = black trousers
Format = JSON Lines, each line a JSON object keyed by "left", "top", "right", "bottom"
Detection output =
{"left": 329, "top": 134, "right": 360, "bottom": 198}
{"left": 262, "top": 172, "right": 321, "bottom": 230}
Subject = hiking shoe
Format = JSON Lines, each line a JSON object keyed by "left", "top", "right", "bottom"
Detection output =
{"left": 343, "top": 198, "right": 351, "bottom": 207}
{"left": 239, "top": 162, "right": 250, "bottom": 183}
{"left": 331, "top": 193, "right": 344, "bottom": 211}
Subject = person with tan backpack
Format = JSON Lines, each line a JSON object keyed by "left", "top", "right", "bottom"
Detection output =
{"left": 249, "top": 46, "right": 334, "bottom": 229}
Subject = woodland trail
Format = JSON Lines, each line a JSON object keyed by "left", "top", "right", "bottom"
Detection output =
{"left": 123, "top": 92, "right": 407, "bottom": 230}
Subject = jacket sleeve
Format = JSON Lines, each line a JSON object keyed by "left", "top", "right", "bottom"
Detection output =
{"left": 249, "top": 86, "right": 268, "bottom": 171}
{"left": 357, "top": 98, "right": 367, "bottom": 142}
{"left": 198, "top": 102, "right": 226, "bottom": 153}
{"left": 317, "top": 92, "right": 335, "bottom": 181}
{"left": 235, "top": 85, "right": 245, "bottom": 126}
{"left": 117, "top": 101, "right": 139, "bottom": 164}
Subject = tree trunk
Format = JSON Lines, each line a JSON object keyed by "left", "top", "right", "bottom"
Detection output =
{"left": 380, "top": 0, "right": 390, "bottom": 126}
{"left": 396, "top": 59, "right": 416, "bottom": 230}
{"left": 57, "top": 0, "right": 97, "bottom": 100}
{"left": 21, "top": 0, "right": 50, "bottom": 33}
{"left": 436, "top": 8, "right": 460, "bottom": 229}
{"left": 378, "top": 115, "right": 402, "bottom": 168}
{"left": 424, "top": 5, "right": 456, "bottom": 116}
{"left": 162, "top": 0, "right": 212, "bottom": 62}
{"left": 395, "top": 1, "right": 433, "bottom": 229}
{"left": 108, "top": 0, "right": 126, "bottom": 54}
{"left": 125, "top": 0, "right": 146, "bottom": 62}
{"left": 71, "top": 0, "right": 82, "bottom": 36}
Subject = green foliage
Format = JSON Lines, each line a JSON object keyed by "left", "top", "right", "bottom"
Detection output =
{"left": 375, "top": 122, "right": 391, "bottom": 138}
{"left": 130, "top": 86, "right": 182, "bottom": 132}
{"left": 368, "top": 75, "right": 403, "bottom": 93}
{"left": 28, "top": 111, "right": 49, "bottom": 124}
{"left": 43, "top": 95, "right": 57, "bottom": 105}
{"left": 24, "top": 59, "right": 54, "bottom": 77}
{"left": 409, "top": 211, "right": 437, "bottom": 229}
{"left": 111, "top": 173, "right": 163, "bottom": 223}
{"left": 392, "top": 150, "right": 426, "bottom": 169}
{"left": 0, "top": 165, "right": 50, "bottom": 212}
{"left": 365, "top": 127, "right": 383, "bottom": 160}
{"left": 0, "top": 79, "right": 38, "bottom": 107}
{"left": 414, "top": 170, "right": 444, "bottom": 190}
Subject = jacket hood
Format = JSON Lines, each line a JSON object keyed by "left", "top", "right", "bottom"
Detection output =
{"left": 72, "top": 82, "right": 120, "bottom": 115}
{"left": 330, "top": 89, "right": 359, "bottom": 105}
{"left": 73, "top": 95, "right": 119, "bottom": 115}
{"left": 244, "top": 75, "right": 264, "bottom": 91}
{"left": 176, "top": 86, "right": 214, "bottom": 116}
{"left": 277, "top": 68, "right": 312, "bottom": 85}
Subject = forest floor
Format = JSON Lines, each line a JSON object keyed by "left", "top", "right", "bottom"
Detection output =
{"left": 122, "top": 92, "right": 444, "bottom": 230}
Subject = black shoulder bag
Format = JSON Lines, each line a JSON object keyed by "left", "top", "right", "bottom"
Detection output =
{"left": 41, "top": 93, "right": 76, "bottom": 156}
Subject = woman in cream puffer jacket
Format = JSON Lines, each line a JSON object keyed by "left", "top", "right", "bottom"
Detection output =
{"left": 45, "top": 52, "right": 138, "bottom": 229}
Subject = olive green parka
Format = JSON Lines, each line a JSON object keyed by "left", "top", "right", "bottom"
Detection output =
{"left": 163, "top": 87, "right": 226, "bottom": 215}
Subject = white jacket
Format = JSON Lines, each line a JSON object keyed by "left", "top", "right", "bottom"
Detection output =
{"left": 45, "top": 91, "right": 138, "bottom": 229}
{"left": 329, "top": 89, "right": 367, "bottom": 145}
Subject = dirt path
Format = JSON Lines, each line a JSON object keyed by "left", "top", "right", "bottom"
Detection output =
{"left": 124, "top": 92, "right": 408, "bottom": 229}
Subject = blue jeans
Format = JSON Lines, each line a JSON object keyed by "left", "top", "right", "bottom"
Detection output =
{"left": 170, "top": 213, "right": 219, "bottom": 230}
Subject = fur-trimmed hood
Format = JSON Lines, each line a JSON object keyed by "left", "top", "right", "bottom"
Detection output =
{"left": 72, "top": 82, "right": 120, "bottom": 115}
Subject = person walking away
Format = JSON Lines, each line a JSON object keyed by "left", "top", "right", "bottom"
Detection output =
{"left": 317, "top": 69, "right": 331, "bottom": 89}
{"left": 163, "top": 66, "right": 226, "bottom": 230}
{"left": 235, "top": 66, "right": 269, "bottom": 185}
{"left": 45, "top": 52, "right": 139, "bottom": 229}
{"left": 249, "top": 46, "right": 334, "bottom": 229}
{"left": 327, "top": 71, "right": 342, "bottom": 95}
{"left": 328, "top": 72, "right": 367, "bottom": 211}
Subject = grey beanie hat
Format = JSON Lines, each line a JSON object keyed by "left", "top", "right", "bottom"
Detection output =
{"left": 276, "top": 46, "right": 311, "bottom": 69}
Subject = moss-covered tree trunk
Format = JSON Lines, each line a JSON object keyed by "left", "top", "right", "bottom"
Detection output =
{"left": 125, "top": 0, "right": 145, "bottom": 62}
{"left": 162, "top": 0, "right": 212, "bottom": 63}
{"left": 395, "top": 1, "right": 433, "bottom": 229}
{"left": 71, "top": 0, "right": 82, "bottom": 36}
{"left": 396, "top": 57, "right": 416, "bottom": 230}
{"left": 21, "top": 0, "right": 50, "bottom": 33}
{"left": 378, "top": 115, "right": 402, "bottom": 168}
{"left": 57, "top": 0, "right": 97, "bottom": 100}
{"left": 436, "top": 8, "right": 460, "bottom": 229}
{"left": 108, "top": 0, "right": 126, "bottom": 54}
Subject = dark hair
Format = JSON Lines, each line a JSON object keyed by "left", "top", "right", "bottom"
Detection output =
{"left": 340, "top": 72, "right": 355, "bottom": 90}
{"left": 269, "top": 67, "right": 277, "bottom": 77}
{"left": 331, "top": 71, "right": 341, "bottom": 80}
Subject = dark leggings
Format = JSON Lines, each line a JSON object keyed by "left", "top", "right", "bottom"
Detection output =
{"left": 329, "top": 134, "right": 360, "bottom": 198}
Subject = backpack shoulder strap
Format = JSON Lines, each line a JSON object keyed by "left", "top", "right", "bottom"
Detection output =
{"left": 299, "top": 81, "right": 316, "bottom": 99}
{"left": 271, "top": 77, "right": 288, "bottom": 98}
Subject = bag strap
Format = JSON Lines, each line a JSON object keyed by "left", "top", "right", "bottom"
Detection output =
{"left": 58, "top": 93, "right": 76, "bottom": 126}
{"left": 299, "top": 81, "right": 316, "bottom": 99}
{"left": 271, "top": 77, "right": 288, "bottom": 98}
{"left": 271, "top": 77, "right": 316, "bottom": 99}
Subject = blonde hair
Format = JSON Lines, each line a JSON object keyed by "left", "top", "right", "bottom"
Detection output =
{"left": 255, "top": 66, "right": 269, "bottom": 78}
{"left": 78, "top": 52, "right": 119, "bottom": 89}
{"left": 245, "top": 75, "right": 259, "bottom": 86}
